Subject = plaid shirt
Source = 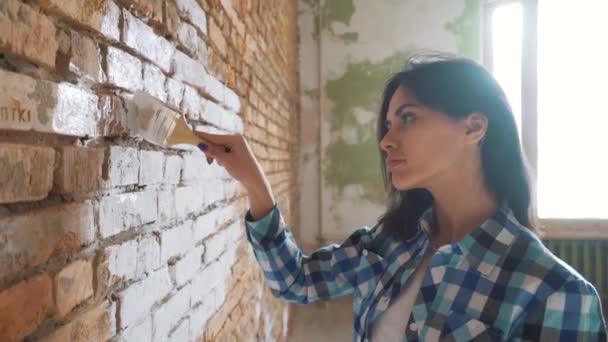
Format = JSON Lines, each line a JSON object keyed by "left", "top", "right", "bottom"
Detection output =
{"left": 244, "top": 202, "right": 608, "bottom": 341}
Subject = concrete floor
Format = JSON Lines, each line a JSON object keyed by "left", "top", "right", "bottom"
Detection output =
{"left": 287, "top": 295, "right": 353, "bottom": 342}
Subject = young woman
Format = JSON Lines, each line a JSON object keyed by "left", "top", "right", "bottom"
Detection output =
{"left": 196, "top": 56, "right": 607, "bottom": 341}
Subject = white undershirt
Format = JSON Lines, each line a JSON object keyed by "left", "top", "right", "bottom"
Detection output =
{"left": 370, "top": 247, "right": 434, "bottom": 341}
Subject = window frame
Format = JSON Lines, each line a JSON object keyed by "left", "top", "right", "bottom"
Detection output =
{"left": 482, "top": 0, "right": 608, "bottom": 239}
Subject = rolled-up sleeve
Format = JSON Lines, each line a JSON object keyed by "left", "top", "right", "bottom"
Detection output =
{"left": 244, "top": 203, "right": 376, "bottom": 304}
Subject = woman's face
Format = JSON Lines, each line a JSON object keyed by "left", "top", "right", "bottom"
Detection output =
{"left": 380, "top": 85, "right": 475, "bottom": 191}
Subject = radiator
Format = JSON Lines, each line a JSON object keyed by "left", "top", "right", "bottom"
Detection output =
{"left": 542, "top": 239, "right": 608, "bottom": 317}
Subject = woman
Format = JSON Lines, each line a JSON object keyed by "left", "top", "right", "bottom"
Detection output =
{"left": 196, "top": 56, "right": 607, "bottom": 341}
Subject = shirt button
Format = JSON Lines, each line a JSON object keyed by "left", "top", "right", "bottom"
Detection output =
{"left": 409, "top": 322, "right": 417, "bottom": 331}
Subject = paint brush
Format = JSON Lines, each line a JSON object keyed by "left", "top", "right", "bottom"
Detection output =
{"left": 133, "top": 90, "right": 231, "bottom": 153}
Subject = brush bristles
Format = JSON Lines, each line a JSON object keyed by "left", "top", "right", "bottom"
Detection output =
{"left": 141, "top": 108, "right": 179, "bottom": 145}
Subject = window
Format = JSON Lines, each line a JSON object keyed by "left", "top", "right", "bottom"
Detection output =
{"left": 484, "top": 0, "right": 608, "bottom": 236}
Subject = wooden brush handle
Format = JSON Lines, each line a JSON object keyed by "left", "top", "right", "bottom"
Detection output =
{"left": 166, "top": 115, "right": 231, "bottom": 152}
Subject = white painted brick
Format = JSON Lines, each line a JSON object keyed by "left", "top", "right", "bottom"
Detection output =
{"left": 215, "top": 203, "right": 241, "bottom": 227}
{"left": 152, "top": 284, "right": 191, "bottom": 342}
{"left": 122, "top": 9, "right": 175, "bottom": 72}
{"left": 177, "top": 22, "right": 200, "bottom": 55}
{"left": 171, "top": 50, "right": 208, "bottom": 91}
{"left": 0, "top": 69, "right": 100, "bottom": 137}
{"left": 181, "top": 151, "right": 207, "bottom": 181}
{"left": 217, "top": 240, "right": 237, "bottom": 271}
{"left": 120, "top": 316, "right": 152, "bottom": 342}
{"left": 106, "top": 240, "right": 138, "bottom": 281}
{"left": 99, "top": 191, "right": 157, "bottom": 238}
{"left": 223, "top": 179, "right": 239, "bottom": 199}
{"left": 164, "top": 155, "right": 182, "bottom": 185}
{"left": 191, "top": 262, "right": 221, "bottom": 305}
{"left": 200, "top": 99, "right": 224, "bottom": 128}
{"left": 175, "top": 0, "right": 208, "bottom": 35}
{"left": 189, "top": 296, "right": 214, "bottom": 340}
{"left": 38, "top": 0, "right": 120, "bottom": 42}
{"left": 170, "top": 246, "right": 203, "bottom": 286}
{"left": 117, "top": 267, "right": 172, "bottom": 330}
{"left": 223, "top": 87, "right": 241, "bottom": 113}
{"left": 165, "top": 78, "right": 185, "bottom": 108}
{"left": 169, "top": 318, "right": 189, "bottom": 342}
{"left": 198, "top": 159, "right": 231, "bottom": 180}
{"left": 160, "top": 220, "right": 195, "bottom": 262}
{"left": 193, "top": 204, "right": 239, "bottom": 244}
{"left": 143, "top": 64, "right": 168, "bottom": 103}
{"left": 105, "top": 146, "right": 139, "bottom": 187}
{"left": 157, "top": 189, "right": 176, "bottom": 222}
{"left": 222, "top": 111, "right": 244, "bottom": 134}
{"left": 224, "top": 221, "right": 244, "bottom": 245}
{"left": 204, "top": 73, "right": 225, "bottom": 103}
{"left": 138, "top": 150, "right": 164, "bottom": 185}
{"left": 105, "top": 46, "right": 143, "bottom": 91}
{"left": 192, "top": 211, "right": 218, "bottom": 242}
{"left": 181, "top": 85, "right": 202, "bottom": 120}
{"left": 174, "top": 185, "right": 204, "bottom": 218}
{"left": 204, "top": 179, "right": 226, "bottom": 205}
{"left": 136, "top": 236, "right": 162, "bottom": 277}
{"left": 203, "top": 230, "right": 227, "bottom": 263}
{"left": 212, "top": 282, "right": 227, "bottom": 309}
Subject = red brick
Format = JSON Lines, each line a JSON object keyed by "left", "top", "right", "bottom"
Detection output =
{"left": 39, "top": 301, "right": 116, "bottom": 342}
{"left": 38, "top": 0, "right": 120, "bottom": 42}
{"left": 0, "top": 143, "right": 55, "bottom": 204}
{"left": 0, "top": 202, "right": 95, "bottom": 280}
{"left": 68, "top": 32, "right": 103, "bottom": 82}
{"left": 209, "top": 19, "right": 227, "bottom": 57}
{"left": 0, "top": 0, "right": 58, "bottom": 69}
{"left": 0, "top": 273, "right": 54, "bottom": 342}
{"left": 53, "top": 146, "right": 105, "bottom": 194}
{"left": 53, "top": 259, "right": 94, "bottom": 318}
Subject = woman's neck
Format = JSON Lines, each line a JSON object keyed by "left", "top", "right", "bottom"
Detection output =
{"left": 426, "top": 160, "right": 498, "bottom": 247}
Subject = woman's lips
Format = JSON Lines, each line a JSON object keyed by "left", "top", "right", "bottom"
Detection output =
{"left": 387, "top": 159, "right": 406, "bottom": 170}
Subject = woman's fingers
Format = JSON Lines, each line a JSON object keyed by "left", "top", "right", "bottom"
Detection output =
{"left": 194, "top": 131, "right": 236, "bottom": 145}
{"left": 197, "top": 139, "right": 229, "bottom": 165}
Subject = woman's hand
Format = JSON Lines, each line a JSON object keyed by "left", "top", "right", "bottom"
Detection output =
{"left": 194, "top": 131, "right": 276, "bottom": 220}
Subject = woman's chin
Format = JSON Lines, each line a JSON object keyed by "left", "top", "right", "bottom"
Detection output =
{"left": 392, "top": 179, "right": 416, "bottom": 191}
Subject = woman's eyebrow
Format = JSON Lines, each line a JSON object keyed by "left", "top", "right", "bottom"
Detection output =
{"left": 394, "top": 103, "right": 419, "bottom": 116}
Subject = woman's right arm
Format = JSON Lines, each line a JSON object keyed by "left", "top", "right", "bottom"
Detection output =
{"left": 195, "top": 132, "right": 378, "bottom": 304}
{"left": 244, "top": 201, "right": 377, "bottom": 304}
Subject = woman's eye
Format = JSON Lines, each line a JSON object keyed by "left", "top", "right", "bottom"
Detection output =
{"left": 401, "top": 113, "right": 415, "bottom": 124}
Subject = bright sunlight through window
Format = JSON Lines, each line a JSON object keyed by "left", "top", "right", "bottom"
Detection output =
{"left": 492, "top": 1, "right": 608, "bottom": 219}
{"left": 491, "top": 2, "right": 522, "bottom": 139}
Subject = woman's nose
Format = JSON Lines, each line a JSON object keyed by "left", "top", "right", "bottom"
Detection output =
{"left": 380, "top": 131, "right": 395, "bottom": 152}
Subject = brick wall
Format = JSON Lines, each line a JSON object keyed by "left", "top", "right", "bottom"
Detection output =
{"left": 0, "top": 0, "right": 299, "bottom": 341}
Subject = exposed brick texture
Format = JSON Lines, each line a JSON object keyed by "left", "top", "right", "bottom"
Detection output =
{"left": 0, "top": 0, "right": 299, "bottom": 341}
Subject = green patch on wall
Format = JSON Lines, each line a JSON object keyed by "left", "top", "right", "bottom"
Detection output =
{"left": 320, "top": 0, "right": 356, "bottom": 30}
{"left": 445, "top": 0, "right": 481, "bottom": 59}
{"left": 323, "top": 50, "right": 411, "bottom": 205}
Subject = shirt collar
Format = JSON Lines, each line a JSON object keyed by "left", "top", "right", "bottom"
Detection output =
{"left": 418, "top": 200, "right": 523, "bottom": 276}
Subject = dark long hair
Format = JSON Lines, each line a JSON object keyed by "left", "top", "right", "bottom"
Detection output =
{"left": 376, "top": 54, "right": 538, "bottom": 242}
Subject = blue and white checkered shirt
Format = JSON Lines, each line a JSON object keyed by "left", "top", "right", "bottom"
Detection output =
{"left": 244, "top": 202, "right": 608, "bottom": 341}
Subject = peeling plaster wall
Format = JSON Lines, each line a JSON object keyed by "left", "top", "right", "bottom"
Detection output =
{"left": 298, "top": 0, "right": 481, "bottom": 245}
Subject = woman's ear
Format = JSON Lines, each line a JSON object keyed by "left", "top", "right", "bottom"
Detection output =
{"left": 463, "top": 112, "right": 488, "bottom": 145}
